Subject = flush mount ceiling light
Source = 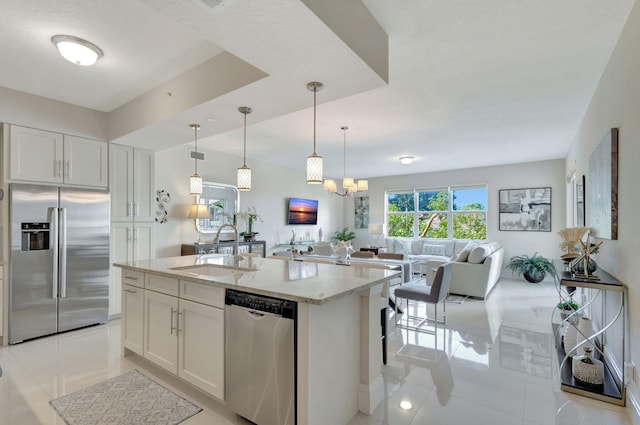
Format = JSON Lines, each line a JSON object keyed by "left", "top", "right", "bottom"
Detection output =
{"left": 51, "top": 34, "right": 103, "bottom": 66}
{"left": 324, "top": 126, "right": 368, "bottom": 196}
{"left": 399, "top": 156, "right": 415, "bottom": 165}
{"left": 237, "top": 106, "right": 252, "bottom": 191}
{"left": 189, "top": 124, "right": 203, "bottom": 195}
{"left": 306, "top": 82, "right": 324, "bottom": 184}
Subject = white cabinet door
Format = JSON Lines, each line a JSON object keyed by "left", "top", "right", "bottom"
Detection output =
{"left": 144, "top": 290, "right": 178, "bottom": 373}
{"left": 109, "top": 223, "right": 133, "bottom": 318}
{"left": 122, "top": 284, "right": 144, "bottom": 355}
{"left": 133, "top": 149, "right": 154, "bottom": 222}
{"left": 9, "top": 125, "right": 63, "bottom": 183}
{"left": 134, "top": 222, "right": 154, "bottom": 261}
{"left": 63, "top": 135, "right": 108, "bottom": 188}
{"left": 178, "top": 299, "right": 225, "bottom": 399}
{"left": 110, "top": 144, "right": 134, "bottom": 221}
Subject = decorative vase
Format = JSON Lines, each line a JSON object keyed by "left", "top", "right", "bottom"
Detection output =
{"left": 572, "top": 347, "right": 604, "bottom": 387}
{"left": 575, "top": 317, "right": 595, "bottom": 356}
{"left": 524, "top": 270, "right": 545, "bottom": 283}
{"left": 563, "top": 324, "right": 578, "bottom": 356}
{"left": 574, "top": 258, "right": 598, "bottom": 275}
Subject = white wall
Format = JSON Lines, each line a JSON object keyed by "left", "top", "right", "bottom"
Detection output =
{"left": 566, "top": 1, "right": 640, "bottom": 420}
{"left": 349, "top": 159, "right": 566, "bottom": 275}
{"left": 0, "top": 86, "right": 108, "bottom": 140}
{"left": 154, "top": 144, "right": 344, "bottom": 257}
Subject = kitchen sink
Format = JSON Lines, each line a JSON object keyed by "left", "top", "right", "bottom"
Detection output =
{"left": 169, "top": 263, "right": 252, "bottom": 276}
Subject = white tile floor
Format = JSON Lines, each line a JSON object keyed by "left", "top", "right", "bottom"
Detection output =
{"left": 0, "top": 278, "right": 632, "bottom": 425}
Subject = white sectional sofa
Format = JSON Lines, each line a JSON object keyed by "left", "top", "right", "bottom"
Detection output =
{"left": 383, "top": 237, "right": 504, "bottom": 299}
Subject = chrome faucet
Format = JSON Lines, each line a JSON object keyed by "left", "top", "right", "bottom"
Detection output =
{"left": 214, "top": 223, "right": 242, "bottom": 265}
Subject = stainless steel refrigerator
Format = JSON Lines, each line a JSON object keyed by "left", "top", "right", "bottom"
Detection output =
{"left": 8, "top": 183, "right": 110, "bottom": 344}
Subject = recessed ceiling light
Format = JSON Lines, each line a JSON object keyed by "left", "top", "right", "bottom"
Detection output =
{"left": 51, "top": 35, "right": 103, "bottom": 66}
{"left": 399, "top": 156, "right": 415, "bottom": 165}
{"left": 399, "top": 400, "right": 413, "bottom": 410}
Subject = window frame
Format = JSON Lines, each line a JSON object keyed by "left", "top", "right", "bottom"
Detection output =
{"left": 385, "top": 185, "right": 488, "bottom": 240}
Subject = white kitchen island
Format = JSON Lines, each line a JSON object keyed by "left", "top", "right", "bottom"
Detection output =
{"left": 114, "top": 254, "right": 400, "bottom": 425}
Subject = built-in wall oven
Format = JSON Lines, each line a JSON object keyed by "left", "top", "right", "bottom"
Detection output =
{"left": 225, "top": 289, "right": 297, "bottom": 425}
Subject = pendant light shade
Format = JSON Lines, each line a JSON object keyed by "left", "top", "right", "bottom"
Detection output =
{"left": 306, "top": 82, "right": 324, "bottom": 184}
{"left": 237, "top": 106, "right": 252, "bottom": 191}
{"left": 189, "top": 124, "right": 202, "bottom": 195}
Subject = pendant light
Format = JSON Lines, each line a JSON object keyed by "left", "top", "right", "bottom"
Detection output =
{"left": 189, "top": 124, "right": 203, "bottom": 195}
{"left": 324, "top": 126, "right": 368, "bottom": 196}
{"left": 306, "top": 82, "right": 324, "bottom": 184}
{"left": 237, "top": 106, "right": 252, "bottom": 191}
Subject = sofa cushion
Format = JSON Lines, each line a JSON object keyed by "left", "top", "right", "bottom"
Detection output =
{"left": 411, "top": 239, "right": 424, "bottom": 255}
{"left": 455, "top": 241, "right": 476, "bottom": 262}
{"left": 422, "top": 243, "right": 447, "bottom": 256}
{"left": 468, "top": 244, "right": 493, "bottom": 264}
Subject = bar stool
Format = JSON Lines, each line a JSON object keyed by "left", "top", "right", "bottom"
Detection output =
{"left": 394, "top": 262, "right": 452, "bottom": 333}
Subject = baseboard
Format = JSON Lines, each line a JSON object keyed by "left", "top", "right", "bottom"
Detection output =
{"left": 628, "top": 389, "right": 640, "bottom": 425}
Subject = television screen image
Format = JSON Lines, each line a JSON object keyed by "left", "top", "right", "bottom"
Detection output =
{"left": 288, "top": 198, "right": 318, "bottom": 225}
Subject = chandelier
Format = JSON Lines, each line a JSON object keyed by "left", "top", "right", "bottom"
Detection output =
{"left": 324, "top": 126, "right": 368, "bottom": 196}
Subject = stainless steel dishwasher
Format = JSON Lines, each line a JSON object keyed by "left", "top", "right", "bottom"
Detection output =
{"left": 225, "top": 289, "right": 297, "bottom": 425}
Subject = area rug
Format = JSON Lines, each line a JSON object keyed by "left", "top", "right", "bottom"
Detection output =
{"left": 49, "top": 369, "right": 202, "bottom": 425}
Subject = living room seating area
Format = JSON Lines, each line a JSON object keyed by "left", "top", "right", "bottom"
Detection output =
{"left": 383, "top": 237, "right": 504, "bottom": 299}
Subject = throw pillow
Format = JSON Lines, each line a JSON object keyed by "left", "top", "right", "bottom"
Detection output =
{"left": 396, "top": 239, "right": 412, "bottom": 256}
{"left": 455, "top": 241, "right": 476, "bottom": 262}
{"left": 384, "top": 238, "right": 396, "bottom": 253}
{"left": 411, "top": 239, "right": 424, "bottom": 255}
{"left": 422, "top": 244, "right": 447, "bottom": 256}
{"left": 468, "top": 244, "right": 492, "bottom": 264}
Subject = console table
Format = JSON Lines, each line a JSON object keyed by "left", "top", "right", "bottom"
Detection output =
{"left": 181, "top": 240, "right": 266, "bottom": 257}
{"left": 553, "top": 261, "right": 626, "bottom": 406}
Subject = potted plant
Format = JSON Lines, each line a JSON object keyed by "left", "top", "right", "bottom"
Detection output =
{"left": 331, "top": 227, "right": 356, "bottom": 242}
{"left": 331, "top": 227, "right": 356, "bottom": 260}
{"left": 557, "top": 299, "right": 580, "bottom": 323}
{"left": 506, "top": 252, "right": 556, "bottom": 283}
{"left": 238, "top": 206, "right": 262, "bottom": 241}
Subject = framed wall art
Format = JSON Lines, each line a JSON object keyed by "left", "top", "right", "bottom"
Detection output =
{"left": 587, "top": 128, "right": 618, "bottom": 240}
{"left": 499, "top": 187, "right": 552, "bottom": 232}
{"left": 354, "top": 196, "right": 370, "bottom": 229}
{"left": 576, "top": 174, "right": 585, "bottom": 227}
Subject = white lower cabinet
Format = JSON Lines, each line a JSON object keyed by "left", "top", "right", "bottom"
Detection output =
{"left": 124, "top": 272, "right": 225, "bottom": 400}
{"left": 122, "top": 283, "right": 144, "bottom": 355}
{"left": 178, "top": 298, "right": 225, "bottom": 399}
{"left": 143, "top": 290, "right": 179, "bottom": 372}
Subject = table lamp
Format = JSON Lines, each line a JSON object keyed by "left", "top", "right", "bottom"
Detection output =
{"left": 188, "top": 203, "right": 211, "bottom": 244}
{"left": 368, "top": 223, "right": 383, "bottom": 248}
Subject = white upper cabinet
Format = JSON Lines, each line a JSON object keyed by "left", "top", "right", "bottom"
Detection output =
{"left": 9, "top": 125, "right": 64, "bottom": 184}
{"left": 9, "top": 125, "right": 108, "bottom": 188}
{"left": 63, "top": 135, "right": 108, "bottom": 187}
{"left": 110, "top": 144, "right": 154, "bottom": 222}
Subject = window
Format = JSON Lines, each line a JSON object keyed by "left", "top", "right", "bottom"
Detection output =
{"left": 386, "top": 186, "right": 487, "bottom": 239}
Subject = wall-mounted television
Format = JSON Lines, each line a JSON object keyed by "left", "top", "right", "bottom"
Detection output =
{"left": 288, "top": 197, "right": 318, "bottom": 225}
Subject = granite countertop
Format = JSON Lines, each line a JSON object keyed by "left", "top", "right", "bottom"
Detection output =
{"left": 114, "top": 254, "right": 400, "bottom": 305}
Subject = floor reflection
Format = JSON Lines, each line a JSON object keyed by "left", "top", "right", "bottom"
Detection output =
{"left": 499, "top": 325, "right": 553, "bottom": 378}
{"left": 395, "top": 343, "right": 454, "bottom": 406}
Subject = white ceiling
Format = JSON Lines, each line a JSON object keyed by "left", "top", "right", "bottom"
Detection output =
{"left": 0, "top": 0, "right": 635, "bottom": 180}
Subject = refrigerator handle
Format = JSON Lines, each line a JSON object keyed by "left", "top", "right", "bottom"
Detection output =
{"left": 49, "top": 207, "right": 59, "bottom": 299}
{"left": 59, "top": 208, "right": 67, "bottom": 298}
